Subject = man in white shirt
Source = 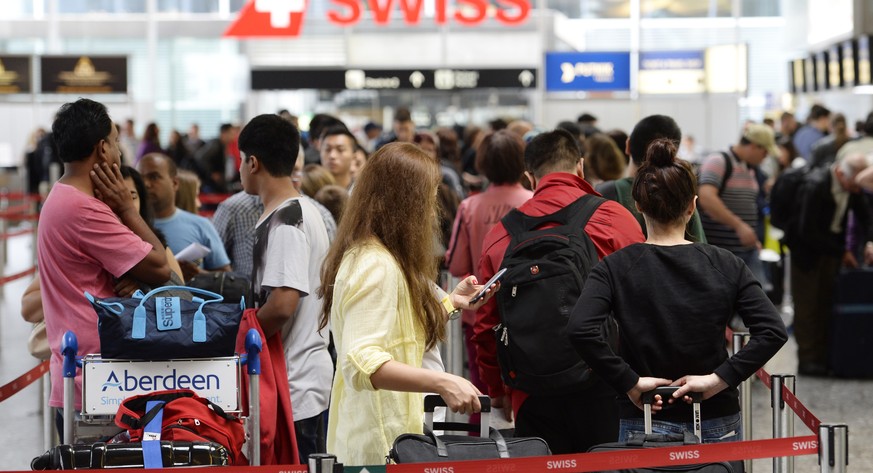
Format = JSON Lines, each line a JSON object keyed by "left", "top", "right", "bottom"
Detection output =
{"left": 238, "top": 114, "right": 333, "bottom": 462}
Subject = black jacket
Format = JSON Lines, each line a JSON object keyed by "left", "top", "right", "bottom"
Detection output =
{"left": 790, "top": 167, "right": 873, "bottom": 269}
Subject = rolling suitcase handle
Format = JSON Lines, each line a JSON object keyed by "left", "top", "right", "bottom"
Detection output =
{"left": 423, "top": 394, "right": 491, "bottom": 438}
{"left": 642, "top": 387, "right": 703, "bottom": 441}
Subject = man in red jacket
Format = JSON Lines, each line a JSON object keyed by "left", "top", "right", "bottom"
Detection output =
{"left": 474, "top": 129, "right": 644, "bottom": 453}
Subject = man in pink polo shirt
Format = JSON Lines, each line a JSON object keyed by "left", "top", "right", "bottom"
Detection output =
{"left": 38, "top": 99, "right": 170, "bottom": 437}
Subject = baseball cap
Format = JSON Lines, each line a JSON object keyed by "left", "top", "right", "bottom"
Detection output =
{"left": 364, "top": 122, "right": 382, "bottom": 133}
{"left": 743, "top": 123, "right": 780, "bottom": 157}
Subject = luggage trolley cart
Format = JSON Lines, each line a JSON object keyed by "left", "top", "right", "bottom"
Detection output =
{"left": 51, "top": 329, "right": 263, "bottom": 469}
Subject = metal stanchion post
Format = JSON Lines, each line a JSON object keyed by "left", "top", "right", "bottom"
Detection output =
{"left": 440, "top": 273, "right": 464, "bottom": 379}
{"left": 771, "top": 374, "right": 796, "bottom": 473}
{"left": 42, "top": 372, "right": 54, "bottom": 450}
{"left": 439, "top": 272, "right": 464, "bottom": 423}
{"left": 449, "top": 309, "right": 463, "bottom": 377}
{"left": 732, "top": 332, "right": 752, "bottom": 473}
{"left": 0, "top": 193, "right": 7, "bottom": 268}
{"left": 818, "top": 424, "right": 849, "bottom": 473}
{"left": 245, "top": 329, "right": 262, "bottom": 466}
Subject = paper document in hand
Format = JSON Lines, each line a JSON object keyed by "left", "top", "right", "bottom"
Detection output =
{"left": 175, "top": 242, "right": 211, "bottom": 262}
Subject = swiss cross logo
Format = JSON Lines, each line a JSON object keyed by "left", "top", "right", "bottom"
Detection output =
{"left": 225, "top": 0, "right": 308, "bottom": 37}
{"left": 225, "top": 0, "right": 531, "bottom": 38}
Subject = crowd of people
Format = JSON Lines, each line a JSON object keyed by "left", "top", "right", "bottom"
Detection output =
{"left": 27, "top": 97, "right": 873, "bottom": 466}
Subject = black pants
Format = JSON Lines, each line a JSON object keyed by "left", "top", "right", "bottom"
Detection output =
{"left": 514, "top": 379, "right": 619, "bottom": 454}
{"left": 294, "top": 410, "right": 327, "bottom": 463}
{"left": 791, "top": 253, "right": 841, "bottom": 365}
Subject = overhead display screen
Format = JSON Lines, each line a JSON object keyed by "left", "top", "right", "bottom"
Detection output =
{"left": 805, "top": 54, "right": 817, "bottom": 92}
{"left": 859, "top": 36, "right": 871, "bottom": 85}
{"left": 816, "top": 51, "right": 828, "bottom": 90}
{"left": 828, "top": 46, "right": 841, "bottom": 89}
{"left": 841, "top": 40, "right": 855, "bottom": 86}
{"left": 791, "top": 59, "right": 805, "bottom": 93}
{"left": 638, "top": 50, "right": 705, "bottom": 94}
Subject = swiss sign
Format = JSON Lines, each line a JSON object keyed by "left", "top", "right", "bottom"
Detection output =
{"left": 225, "top": 0, "right": 308, "bottom": 37}
{"left": 225, "top": 0, "right": 531, "bottom": 38}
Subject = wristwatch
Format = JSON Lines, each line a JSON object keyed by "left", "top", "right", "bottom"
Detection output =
{"left": 441, "top": 295, "right": 462, "bottom": 320}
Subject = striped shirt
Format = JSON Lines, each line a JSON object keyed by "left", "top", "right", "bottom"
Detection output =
{"left": 212, "top": 191, "right": 336, "bottom": 277}
{"left": 698, "top": 151, "right": 759, "bottom": 251}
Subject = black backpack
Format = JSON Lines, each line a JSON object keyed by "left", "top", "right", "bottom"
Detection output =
{"left": 769, "top": 166, "right": 811, "bottom": 245}
{"left": 494, "top": 194, "right": 611, "bottom": 396}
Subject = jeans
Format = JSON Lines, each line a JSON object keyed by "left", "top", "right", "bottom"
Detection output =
{"left": 618, "top": 412, "right": 743, "bottom": 444}
{"left": 733, "top": 249, "right": 772, "bottom": 292}
{"left": 294, "top": 410, "right": 327, "bottom": 463}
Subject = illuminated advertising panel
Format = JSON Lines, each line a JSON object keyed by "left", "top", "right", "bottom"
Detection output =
{"left": 544, "top": 52, "right": 631, "bottom": 92}
{"left": 0, "top": 55, "right": 31, "bottom": 94}
{"left": 40, "top": 55, "right": 127, "bottom": 93}
{"left": 705, "top": 44, "right": 747, "bottom": 93}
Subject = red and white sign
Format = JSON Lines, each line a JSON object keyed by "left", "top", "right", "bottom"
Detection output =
{"left": 224, "top": 0, "right": 531, "bottom": 38}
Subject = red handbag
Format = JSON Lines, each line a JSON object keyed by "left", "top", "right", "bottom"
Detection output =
{"left": 115, "top": 389, "right": 247, "bottom": 465}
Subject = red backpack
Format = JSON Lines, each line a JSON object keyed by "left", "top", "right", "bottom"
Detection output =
{"left": 115, "top": 389, "right": 247, "bottom": 465}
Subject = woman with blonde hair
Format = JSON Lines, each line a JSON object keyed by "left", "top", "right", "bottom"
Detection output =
{"left": 301, "top": 164, "right": 336, "bottom": 198}
{"left": 174, "top": 170, "right": 201, "bottom": 214}
{"left": 319, "top": 142, "right": 494, "bottom": 465}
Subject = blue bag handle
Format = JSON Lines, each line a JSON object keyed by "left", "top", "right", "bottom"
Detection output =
{"left": 131, "top": 286, "right": 224, "bottom": 343}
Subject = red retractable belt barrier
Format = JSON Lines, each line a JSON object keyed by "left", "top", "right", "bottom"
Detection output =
{"left": 726, "top": 328, "right": 822, "bottom": 433}
{"left": 0, "top": 227, "right": 37, "bottom": 240}
{"left": 0, "top": 361, "right": 49, "bottom": 402}
{"left": 3, "top": 467, "right": 309, "bottom": 473}
{"left": 755, "top": 368, "right": 821, "bottom": 433}
{"left": 0, "top": 192, "right": 43, "bottom": 202}
{"left": 388, "top": 435, "right": 819, "bottom": 473}
{"left": 0, "top": 266, "right": 37, "bottom": 286}
{"left": 199, "top": 193, "right": 233, "bottom": 205}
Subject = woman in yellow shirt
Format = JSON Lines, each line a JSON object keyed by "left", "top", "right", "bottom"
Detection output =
{"left": 319, "top": 142, "right": 494, "bottom": 465}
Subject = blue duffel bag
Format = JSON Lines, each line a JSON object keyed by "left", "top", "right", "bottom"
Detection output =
{"left": 87, "top": 285, "right": 244, "bottom": 360}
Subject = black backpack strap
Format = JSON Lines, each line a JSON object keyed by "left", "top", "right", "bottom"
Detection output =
{"left": 501, "top": 194, "right": 605, "bottom": 240}
{"left": 717, "top": 151, "right": 734, "bottom": 196}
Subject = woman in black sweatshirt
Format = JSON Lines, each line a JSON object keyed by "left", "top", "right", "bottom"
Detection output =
{"left": 568, "top": 138, "right": 787, "bottom": 443}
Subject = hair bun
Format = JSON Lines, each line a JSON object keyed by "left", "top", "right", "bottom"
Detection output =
{"left": 644, "top": 138, "right": 677, "bottom": 168}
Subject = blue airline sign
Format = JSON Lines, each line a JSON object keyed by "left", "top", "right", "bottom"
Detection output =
{"left": 545, "top": 52, "right": 631, "bottom": 92}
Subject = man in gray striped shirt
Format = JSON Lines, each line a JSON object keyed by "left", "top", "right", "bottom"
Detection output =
{"left": 698, "top": 124, "right": 779, "bottom": 286}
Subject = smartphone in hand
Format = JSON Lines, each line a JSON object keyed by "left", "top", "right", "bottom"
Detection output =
{"left": 469, "top": 268, "right": 507, "bottom": 304}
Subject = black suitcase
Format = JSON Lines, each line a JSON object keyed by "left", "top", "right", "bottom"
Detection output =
{"left": 587, "top": 387, "right": 739, "bottom": 473}
{"left": 31, "top": 441, "right": 229, "bottom": 470}
{"left": 830, "top": 269, "right": 873, "bottom": 378}
{"left": 389, "top": 395, "right": 551, "bottom": 463}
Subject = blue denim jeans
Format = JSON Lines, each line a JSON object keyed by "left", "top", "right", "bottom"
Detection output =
{"left": 295, "top": 410, "right": 327, "bottom": 463}
{"left": 618, "top": 412, "right": 743, "bottom": 444}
